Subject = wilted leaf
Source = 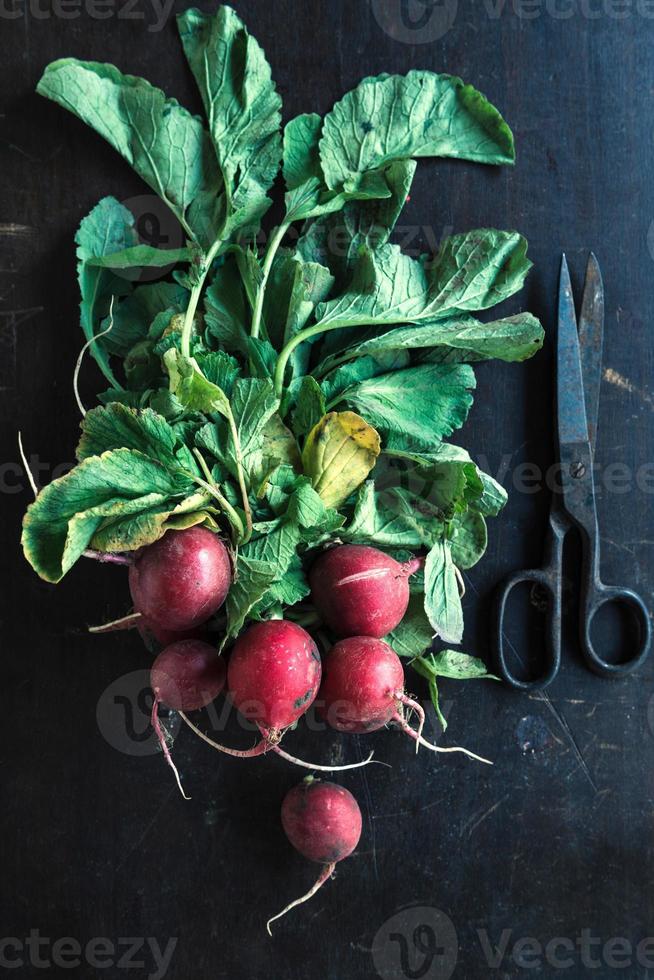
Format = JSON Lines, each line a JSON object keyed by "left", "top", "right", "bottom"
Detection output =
{"left": 302, "top": 411, "right": 381, "bottom": 508}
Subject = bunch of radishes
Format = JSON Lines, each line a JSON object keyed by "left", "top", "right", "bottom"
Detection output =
{"left": 100, "top": 525, "right": 488, "bottom": 931}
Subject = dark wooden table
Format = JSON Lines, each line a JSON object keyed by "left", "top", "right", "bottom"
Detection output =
{"left": 3, "top": 1, "right": 654, "bottom": 977}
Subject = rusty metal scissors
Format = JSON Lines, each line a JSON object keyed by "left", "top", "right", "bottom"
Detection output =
{"left": 494, "top": 254, "right": 651, "bottom": 691}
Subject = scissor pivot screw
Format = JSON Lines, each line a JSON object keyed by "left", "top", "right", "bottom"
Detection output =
{"left": 570, "top": 461, "right": 586, "bottom": 479}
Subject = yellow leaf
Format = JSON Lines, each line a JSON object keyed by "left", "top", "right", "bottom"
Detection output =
{"left": 302, "top": 411, "right": 381, "bottom": 509}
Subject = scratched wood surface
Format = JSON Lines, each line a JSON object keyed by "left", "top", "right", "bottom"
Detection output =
{"left": 2, "top": 2, "right": 654, "bottom": 978}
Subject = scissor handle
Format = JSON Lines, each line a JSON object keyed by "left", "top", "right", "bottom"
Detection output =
{"left": 494, "top": 566, "right": 562, "bottom": 691}
{"left": 580, "top": 580, "right": 652, "bottom": 678}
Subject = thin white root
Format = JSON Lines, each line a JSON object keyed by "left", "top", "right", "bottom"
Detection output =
{"left": 271, "top": 744, "right": 377, "bottom": 772}
{"left": 151, "top": 700, "right": 191, "bottom": 800}
{"left": 73, "top": 296, "right": 115, "bottom": 417}
{"left": 395, "top": 692, "right": 425, "bottom": 755}
{"left": 266, "top": 863, "right": 336, "bottom": 936}
{"left": 395, "top": 715, "right": 492, "bottom": 766}
{"left": 454, "top": 565, "right": 466, "bottom": 597}
{"left": 88, "top": 611, "right": 143, "bottom": 634}
{"left": 18, "top": 431, "right": 38, "bottom": 498}
{"left": 179, "top": 711, "right": 269, "bottom": 758}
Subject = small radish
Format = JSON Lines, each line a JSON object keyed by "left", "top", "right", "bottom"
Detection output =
{"left": 178, "top": 620, "right": 374, "bottom": 773}
{"left": 319, "top": 636, "right": 491, "bottom": 764}
{"left": 129, "top": 527, "right": 232, "bottom": 632}
{"left": 150, "top": 638, "right": 227, "bottom": 798}
{"left": 266, "top": 778, "right": 362, "bottom": 935}
{"left": 309, "top": 544, "right": 422, "bottom": 638}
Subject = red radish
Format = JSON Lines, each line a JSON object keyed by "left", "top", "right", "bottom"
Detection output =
{"left": 129, "top": 527, "right": 232, "bottom": 632}
{"left": 150, "top": 639, "right": 226, "bottom": 798}
{"left": 319, "top": 636, "right": 491, "bottom": 764}
{"left": 178, "top": 620, "right": 374, "bottom": 773}
{"left": 309, "top": 544, "right": 422, "bottom": 638}
{"left": 228, "top": 620, "right": 321, "bottom": 734}
{"left": 266, "top": 778, "right": 362, "bottom": 935}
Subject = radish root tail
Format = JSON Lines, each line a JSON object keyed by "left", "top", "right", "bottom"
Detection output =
{"left": 395, "top": 692, "right": 425, "bottom": 754}
{"left": 266, "top": 862, "right": 336, "bottom": 936}
{"left": 394, "top": 714, "right": 492, "bottom": 766}
{"left": 271, "top": 742, "right": 376, "bottom": 772}
{"left": 151, "top": 699, "right": 191, "bottom": 800}
{"left": 179, "top": 714, "right": 377, "bottom": 771}
{"left": 179, "top": 711, "right": 271, "bottom": 758}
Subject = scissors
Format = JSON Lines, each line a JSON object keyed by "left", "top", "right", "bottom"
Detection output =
{"left": 494, "top": 253, "right": 651, "bottom": 691}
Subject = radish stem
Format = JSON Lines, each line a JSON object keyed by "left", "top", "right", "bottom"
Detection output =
{"left": 88, "top": 611, "right": 142, "bottom": 633}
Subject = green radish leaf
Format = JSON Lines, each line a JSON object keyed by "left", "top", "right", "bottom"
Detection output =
{"left": 449, "top": 510, "right": 488, "bottom": 570}
{"left": 472, "top": 471, "right": 508, "bottom": 517}
{"left": 385, "top": 594, "right": 434, "bottom": 659}
{"left": 86, "top": 244, "right": 191, "bottom": 270}
{"left": 195, "top": 350, "right": 241, "bottom": 398}
{"left": 313, "top": 233, "right": 531, "bottom": 335}
{"left": 333, "top": 363, "right": 476, "bottom": 450}
{"left": 21, "top": 447, "right": 196, "bottom": 583}
{"left": 297, "top": 158, "right": 416, "bottom": 283}
{"left": 177, "top": 5, "right": 282, "bottom": 234}
{"left": 259, "top": 415, "right": 302, "bottom": 475}
{"left": 264, "top": 555, "right": 310, "bottom": 607}
{"left": 424, "top": 538, "right": 463, "bottom": 644}
{"left": 320, "top": 352, "right": 410, "bottom": 405}
{"left": 283, "top": 113, "right": 323, "bottom": 190}
{"left": 226, "top": 555, "right": 279, "bottom": 637}
{"left": 89, "top": 491, "right": 213, "bottom": 552}
{"left": 204, "top": 257, "right": 250, "bottom": 355}
{"left": 247, "top": 337, "right": 278, "bottom": 379}
{"left": 378, "top": 443, "right": 484, "bottom": 519}
{"left": 76, "top": 403, "right": 194, "bottom": 471}
{"left": 292, "top": 377, "right": 326, "bottom": 438}
{"left": 285, "top": 172, "right": 393, "bottom": 224}
{"left": 102, "top": 282, "right": 189, "bottom": 358}
{"left": 344, "top": 481, "right": 443, "bottom": 549}
{"left": 317, "top": 312, "right": 544, "bottom": 377}
{"left": 320, "top": 71, "right": 514, "bottom": 192}
{"left": 37, "top": 60, "right": 222, "bottom": 246}
{"left": 164, "top": 350, "right": 232, "bottom": 417}
{"left": 286, "top": 478, "right": 344, "bottom": 536}
{"left": 417, "top": 648, "right": 498, "bottom": 682}
{"left": 263, "top": 253, "right": 334, "bottom": 374}
{"left": 196, "top": 378, "right": 279, "bottom": 486}
{"left": 75, "top": 197, "right": 136, "bottom": 388}
{"left": 412, "top": 648, "right": 499, "bottom": 728}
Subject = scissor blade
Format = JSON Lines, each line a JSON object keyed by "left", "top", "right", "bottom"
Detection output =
{"left": 557, "top": 254, "right": 590, "bottom": 447}
{"left": 578, "top": 252, "right": 604, "bottom": 452}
